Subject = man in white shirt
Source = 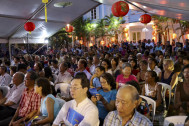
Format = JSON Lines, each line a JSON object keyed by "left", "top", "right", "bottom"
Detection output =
{"left": 147, "top": 58, "right": 161, "bottom": 76}
{"left": 74, "top": 59, "right": 91, "bottom": 80}
{"left": 51, "top": 60, "right": 59, "bottom": 76}
{"left": 90, "top": 55, "right": 100, "bottom": 75}
{"left": 145, "top": 39, "right": 154, "bottom": 54}
{"left": 55, "top": 62, "right": 73, "bottom": 84}
{"left": 0, "top": 72, "right": 25, "bottom": 122}
{"left": 53, "top": 72, "right": 99, "bottom": 126}
{"left": 0, "top": 66, "right": 12, "bottom": 86}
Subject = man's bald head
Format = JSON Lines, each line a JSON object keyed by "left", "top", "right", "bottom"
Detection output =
{"left": 118, "top": 85, "right": 139, "bottom": 102}
{"left": 13, "top": 72, "right": 25, "bottom": 86}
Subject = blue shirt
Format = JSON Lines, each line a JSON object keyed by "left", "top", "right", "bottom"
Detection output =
{"left": 97, "top": 89, "right": 117, "bottom": 119}
{"left": 93, "top": 77, "right": 101, "bottom": 88}
{"left": 41, "top": 94, "right": 60, "bottom": 118}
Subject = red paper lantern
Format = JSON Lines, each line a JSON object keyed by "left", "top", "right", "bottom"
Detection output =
{"left": 65, "top": 24, "right": 74, "bottom": 33}
{"left": 140, "top": 14, "right": 151, "bottom": 24}
{"left": 24, "top": 22, "right": 35, "bottom": 32}
{"left": 111, "top": 1, "right": 129, "bottom": 17}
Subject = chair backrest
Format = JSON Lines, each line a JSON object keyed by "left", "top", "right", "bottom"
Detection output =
{"left": 164, "top": 116, "right": 187, "bottom": 126}
{"left": 55, "top": 83, "right": 70, "bottom": 98}
{"left": 140, "top": 95, "right": 156, "bottom": 121}
{"left": 56, "top": 98, "right": 66, "bottom": 108}
{"left": 158, "top": 82, "right": 172, "bottom": 109}
{"left": 0, "top": 86, "right": 10, "bottom": 97}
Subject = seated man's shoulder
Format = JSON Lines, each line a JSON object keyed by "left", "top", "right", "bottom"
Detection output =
{"left": 135, "top": 111, "right": 152, "bottom": 125}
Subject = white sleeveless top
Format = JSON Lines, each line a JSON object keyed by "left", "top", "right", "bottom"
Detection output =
{"left": 144, "top": 83, "right": 158, "bottom": 98}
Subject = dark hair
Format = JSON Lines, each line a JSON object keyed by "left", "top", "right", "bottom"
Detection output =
{"left": 36, "top": 77, "right": 52, "bottom": 96}
{"left": 100, "top": 73, "right": 116, "bottom": 90}
{"left": 0, "top": 66, "right": 7, "bottom": 72}
{"left": 14, "top": 57, "right": 20, "bottom": 61}
{"left": 182, "top": 64, "right": 189, "bottom": 72}
{"left": 17, "top": 64, "right": 27, "bottom": 71}
{"left": 112, "top": 57, "right": 119, "bottom": 67}
{"left": 173, "top": 62, "right": 182, "bottom": 73}
{"left": 140, "top": 60, "right": 148, "bottom": 66}
{"left": 74, "top": 72, "right": 90, "bottom": 90}
{"left": 96, "top": 66, "right": 105, "bottom": 73}
{"left": 10, "top": 66, "right": 17, "bottom": 73}
{"left": 44, "top": 67, "right": 53, "bottom": 79}
{"left": 147, "top": 70, "right": 159, "bottom": 82}
{"left": 79, "top": 59, "right": 87, "bottom": 68}
{"left": 35, "top": 62, "right": 43, "bottom": 71}
{"left": 121, "top": 58, "right": 127, "bottom": 63}
{"left": 149, "top": 58, "right": 157, "bottom": 65}
{"left": 101, "top": 59, "right": 112, "bottom": 69}
{"left": 183, "top": 56, "right": 189, "bottom": 61}
{"left": 5, "top": 61, "right": 10, "bottom": 66}
{"left": 28, "top": 71, "right": 38, "bottom": 81}
{"left": 52, "top": 60, "right": 58, "bottom": 65}
{"left": 130, "top": 59, "right": 138, "bottom": 69}
{"left": 126, "top": 81, "right": 141, "bottom": 94}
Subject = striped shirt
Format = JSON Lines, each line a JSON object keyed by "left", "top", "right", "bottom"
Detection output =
{"left": 18, "top": 88, "right": 41, "bottom": 117}
{"left": 103, "top": 110, "right": 152, "bottom": 126}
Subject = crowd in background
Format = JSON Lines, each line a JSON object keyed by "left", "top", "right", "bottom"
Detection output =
{"left": 0, "top": 38, "right": 188, "bottom": 126}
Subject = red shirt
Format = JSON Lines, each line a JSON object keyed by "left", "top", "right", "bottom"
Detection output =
{"left": 19, "top": 88, "right": 41, "bottom": 117}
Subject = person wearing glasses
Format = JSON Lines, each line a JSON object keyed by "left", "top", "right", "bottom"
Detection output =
{"left": 103, "top": 85, "right": 152, "bottom": 126}
{"left": 91, "top": 73, "right": 117, "bottom": 125}
{"left": 9, "top": 71, "right": 41, "bottom": 126}
{"left": 53, "top": 72, "right": 99, "bottom": 126}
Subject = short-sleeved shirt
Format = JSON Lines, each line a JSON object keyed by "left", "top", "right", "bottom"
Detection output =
{"left": 18, "top": 88, "right": 41, "bottom": 117}
{"left": 53, "top": 98, "right": 99, "bottom": 126}
{"left": 103, "top": 110, "right": 153, "bottom": 126}
{"left": 93, "top": 77, "right": 101, "bottom": 88}
{"left": 5, "top": 82, "right": 25, "bottom": 109}
{"left": 97, "top": 89, "right": 117, "bottom": 119}
{"left": 116, "top": 74, "right": 138, "bottom": 88}
{"left": 0, "top": 73, "right": 12, "bottom": 86}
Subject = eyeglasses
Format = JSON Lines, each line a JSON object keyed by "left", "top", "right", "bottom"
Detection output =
{"left": 100, "top": 81, "right": 107, "bottom": 84}
{"left": 70, "top": 86, "right": 82, "bottom": 91}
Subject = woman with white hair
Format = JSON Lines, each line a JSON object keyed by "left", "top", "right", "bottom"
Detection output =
{"left": 159, "top": 59, "right": 177, "bottom": 89}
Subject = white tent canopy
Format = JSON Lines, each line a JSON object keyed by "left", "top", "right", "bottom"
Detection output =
{"left": 94, "top": 0, "right": 189, "bottom": 21}
{"left": 0, "top": 0, "right": 100, "bottom": 44}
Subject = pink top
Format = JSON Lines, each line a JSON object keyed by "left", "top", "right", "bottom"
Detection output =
{"left": 116, "top": 74, "right": 138, "bottom": 88}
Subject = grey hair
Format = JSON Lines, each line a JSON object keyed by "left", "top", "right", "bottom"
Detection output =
{"left": 122, "top": 62, "right": 132, "bottom": 69}
{"left": 15, "top": 72, "right": 25, "bottom": 82}
{"left": 119, "top": 85, "right": 139, "bottom": 102}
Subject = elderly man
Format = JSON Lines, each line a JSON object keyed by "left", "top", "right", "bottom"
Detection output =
{"left": 55, "top": 62, "right": 73, "bottom": 84}
{"left": 0, "top": 72, "right": 25, "bottom": 125}
{"left": 9, "top": 71, "right": 41, "bottom": 126}
{"left": 53, "top": 72, "right": 99, "bottom": 126}
{"left": 90, "top": 55, "right": 100, "bottom": 75}
{"left": 74, "top": 59, "right": 91, "bottom": 80}
{"left": 103, "top": 85, "right": 152, "bottom": 126}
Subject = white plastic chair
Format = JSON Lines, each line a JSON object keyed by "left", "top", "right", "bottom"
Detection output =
{"left": 140, "top": 95, "right": 156, "bottom": 121}
{"left": 0, "top": 86, "right": 10, "bottom": 97}
{"left": 158, "top": 82, "right": 171, "bottom": 109}
{"left": 55, "top": 83, "right": 70, "bottom": 98}
{"left": 163, "top": 116, "right": 187, "bottom": 126}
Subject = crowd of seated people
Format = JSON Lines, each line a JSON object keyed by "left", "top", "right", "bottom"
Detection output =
{"left": 0, "top": 39, "right": 188, "bottom": 125}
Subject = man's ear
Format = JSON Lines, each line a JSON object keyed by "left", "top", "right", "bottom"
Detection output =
{"left": 135, "top": 97, "right": 142, "bottom": 107}
{"left": 84, "top": 87, "right": 88, "bottom": 94}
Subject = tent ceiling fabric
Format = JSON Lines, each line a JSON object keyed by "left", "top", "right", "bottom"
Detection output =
{"left": 94, "top": 0, "right": 189, "bottom": 21}
{"left": 0, "top": 0, "right": 100, "bottom": 41}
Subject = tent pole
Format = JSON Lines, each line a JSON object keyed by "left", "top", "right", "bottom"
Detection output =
{"left": 27, "top": 33, "right": 29, "bottom": 54}
{"left": 8, "top": 38, "right": 11, "bottom": 62}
